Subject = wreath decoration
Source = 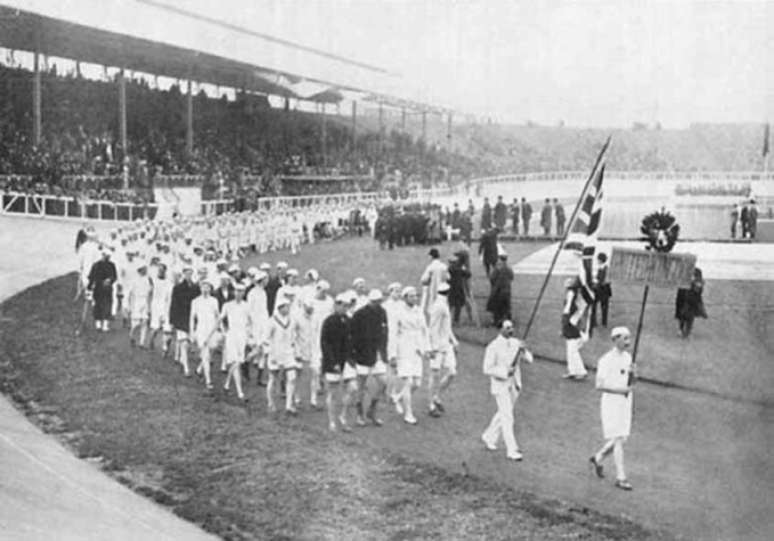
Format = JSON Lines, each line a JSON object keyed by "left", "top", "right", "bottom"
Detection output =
{"left": 640, "top": 209, "right": 680, "bottom": 253}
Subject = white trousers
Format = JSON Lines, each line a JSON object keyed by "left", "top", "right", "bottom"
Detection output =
{"left": 482, "top": 386, "right": 519, "bottom": 455}
{"left": 565, "top": 338, "right": 588, "bottom": 376}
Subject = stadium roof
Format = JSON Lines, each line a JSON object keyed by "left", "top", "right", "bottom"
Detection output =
{"left": 0, "top": 0, "right": 448, "bottom": 111}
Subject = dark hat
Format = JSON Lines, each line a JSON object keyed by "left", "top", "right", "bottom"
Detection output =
{"left": 428, "top": 248, "right": 440, "bottom": 258}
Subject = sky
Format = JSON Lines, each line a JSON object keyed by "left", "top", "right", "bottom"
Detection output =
{"left": 5, "top": 0, "right": 773, "bottom": 127}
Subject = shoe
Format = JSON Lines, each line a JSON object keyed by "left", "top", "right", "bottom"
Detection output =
{"left": 403, "top": 415, "right": 418, "bottom": 425}
{"left": 481, "top": 436, "right": 497, "bottom": 451}
{"left": 615, "top": 479, "right": 633, "bottom": 491}
{"left": 310, "top": 402, "right": 323, "bottom": 411}
{"left": 434, "top": 400, "right": 445, "bottom": 413}
{"left": 355, "top": 415, "right": 367, "bottom": 427}
{"left": 428, "top": 408, "right": 442, "bottom": 418}
{"left": 340, "top": 422, "right": 353, "bottom": 433}
{"left": 328, "top": 422, "right": 337, "bottom": 432}
{"left": 590, "top": 456, "right": 604, "bottom": 478}
{"left": 506, "top": 451, "right": 523, "bottom": 461}
{"left": 368, "top": 415, "right": 383, "bottom": 427}
{"left": 285, "top": 408, "right": 298, "bottom": 416}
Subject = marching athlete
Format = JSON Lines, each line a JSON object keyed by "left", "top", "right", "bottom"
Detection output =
{"left": 590, "top": 327, "right": 635, "bottom": 490}
{"left": 351, "top": 289, "right": 389, "bottom": 426}
{"left": 126, "top": 264, "right": 153, "bottom": 348}
{"left": 190, "top": 281, "right": 221, "bottom": 390}
{"left": 427, "top": 282, "right": 458, "bottom": 416}
{"left": 220, "top": 282, "right": 251, "bottom": 401}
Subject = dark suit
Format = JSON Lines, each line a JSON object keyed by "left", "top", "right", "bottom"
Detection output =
{"left": 350, "top": 303, "right": 388, "bottom": 366}
{"left": 169, "top": 280, "right": 200, "bottom": 333}
{"left": 478, "top": 229, "right": 499, "bottom": 277}
{"left": 88, "top": 259, "right": 117, "bottom": 320}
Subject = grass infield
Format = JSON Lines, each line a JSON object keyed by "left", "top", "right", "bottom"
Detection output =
{"left": 1, "top": 235, "right": 769, "bottom": 539}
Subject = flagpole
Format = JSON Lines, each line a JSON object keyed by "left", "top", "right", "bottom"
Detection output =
{"left": 521, "top": 135, "right": 611, "bottom": 340}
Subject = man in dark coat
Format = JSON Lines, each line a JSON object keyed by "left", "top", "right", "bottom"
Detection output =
{"left": 321, "top": 295, "right": 356, "bottom": 432}
{"left": 590, "top": 253, "right": 612, "bottom": 334}
{"left": 481, "top": 197, "right": 492, "bottom": 230}
{"left": 265, "top": 262, "right": 287, "bottom": 315}
{"left": 740, "top": 203, "right": 750, "bottom": 238}
{"left": 540, "top": 198, "right": 552, "bottom": 236}
{"left": 87, "top": 248, "right": 118, "bottom": 332}
{"left": 351, "top": 290, "right": 389, "bottom": 426}
{"left": 521, "top": 198, "right": 532, "bottom": 235}
{"left": 486, "top": 255, "right": 514, "bottom": 328}
{"left": 478, "top": 227, "right": 499, "bottom": 277}
{"left": 494, "top": 196, "right": 507, "bottom": 230}
{"left": 510, "top": 198, "right": 520, "bottom": 235}
{"left": 169, "top": 266, "right": 200, "bottom": 376}
{"left": 448, "top": 252, "right": 473, "bottom": 325}
{"left": 451, "top": 203, "right": 461, "bottom": 229}
{"left": 554, "top": 199, "right": 566, "bottom": 237}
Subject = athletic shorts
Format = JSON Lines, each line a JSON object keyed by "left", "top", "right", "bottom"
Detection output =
{"left": 324, "top": 364, "right": 357, "bottom": 383}
{"left": 149, "top": 311, "right": 170, "bottom": 331}
{"left": 175, "top": 330, "right": 189, "bottom": 341}
{"left": 429, "top": 349, "right": 457, "bottom": 375}
{"left": 130, "top": 316, "right": 148, "bottom": 327}
{"left": 356, "top": 359, "right": 388, "bottom": 377}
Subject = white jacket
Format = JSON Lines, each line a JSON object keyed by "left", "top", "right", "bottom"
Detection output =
{"left": 482, "top": 334, "right": 533, "bottom": 394}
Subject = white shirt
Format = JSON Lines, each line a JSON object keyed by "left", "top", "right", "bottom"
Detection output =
{"left": 482, "top": 334, "right": 532, "bottom": 394}
{"left": 221, "top": 300, "right": 250, "bottom": 338}
{"left": 596, "top": 347, "right": 632, "bottom": 392}
{"left": 420, "top": 259, "right": 450, "bottom": 311}
{"left": 150, "top": 276, "right": 172, "bottom": 313}
{"left": 247, "top": 286, "right": 269, "bottom": 343}
{"left": 428, "top": 297, "right": 458, "bottom": 352}
{"left": 190, "top": 295, "right": 220, "bottom": 335}
{"left": 126, "top": 274, "right": 153, "bottom": 318}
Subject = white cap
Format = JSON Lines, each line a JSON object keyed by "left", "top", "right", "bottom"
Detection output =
{"left": 228, "top": 263, "right": 240, "bottom": 273}
{"left": 611, "top": 326, "right": 631, "bottom": 339}
{"left": 234, "top": 281, "right": 247, "bottom": 291}
{"left": 259, "top": 262, "right": 271, "bottom": 271}
{"left": 437, "top": 282, "right": 450, "bottom": 293}
{"left": 306, "top": 269, "right": 319, "bottom": 281}
{"left": 254, "top": 270, "right": 268, "bottom": 281}
{"left": 334, "top": 293, "right": 348, "bottom": 303}
{"left": 387, "top": 282, "right": 402, "bottom": 292}
{"left": 275, "top": 297, "right": 290, "bottom": 308}
{"left": 353, "top": 277, "right": 366, "bottom": 287}
{"left": 286, "top": 268, "right": 299, "bottom": 277}
{"left": 247, "top": 266, "right": 259, "bottom": 276}
{"left": 343, "top": 289, "right": 357, "bottom": 303}
{"left": 277, "top": 261, "right": 288, "bottom": 269}
{"left": 368, "top": 289, "right": 383, "bottom": 302}
{"left": 316, "top": 280, "right": 331, "bottom": 291}
{"left": 401, "top": 286, "right": 417, "bottom": 298}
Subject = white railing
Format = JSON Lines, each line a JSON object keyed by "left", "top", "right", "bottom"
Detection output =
{"left": 0, "top": 191, "right": 170, "bottom": 222}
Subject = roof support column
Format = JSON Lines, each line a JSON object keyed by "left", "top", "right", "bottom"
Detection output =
{"left": 32, "top": 51, "right": 41, "bottom": 146}
{"left": 320, "top": 102, "right": 327, "bottom": 167}
{"left": 351, "top": 100, "right": 357, "bottom": 150}
{"left": 118, "top": 68, "right": 128, "bottom": 189}
{"left": 186, "top": 80, "right": 194, "bottom": 155}
{"left": 401, "top": 107, "right": 406, "bottom": 133}
{"left": 378, "top": 102, "right": 384, "bottom": 153}
{"left": 421, "top": 110, "right": 427, "bottom": 143}
{"left": 447, "top": 112, "right": 453, "bottom": 150}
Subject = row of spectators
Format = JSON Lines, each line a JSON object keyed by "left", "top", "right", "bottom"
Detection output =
{"left": 0, "top": 63, "right": 472, "bottom": 202}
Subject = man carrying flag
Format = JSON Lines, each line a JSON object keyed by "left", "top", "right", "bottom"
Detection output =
{"left": 561, "top": 164, "right": 606, "bottom": 379}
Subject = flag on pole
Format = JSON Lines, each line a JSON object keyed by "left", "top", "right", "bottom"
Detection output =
{"left": 764, "top": 123, "right": 770, "bottom": 158}
{"left": 564, "top": 163, "right": 606, "bottom": 305}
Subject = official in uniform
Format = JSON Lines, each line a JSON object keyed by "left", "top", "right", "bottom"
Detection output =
{"left": 87, "top": 248, "right": 118, "bottom": 332}
{"left": 351, "top": 289, "right": 389, "bottom": 426}
{"left": 481, "top": 320, "right": 533, "bottom": 461}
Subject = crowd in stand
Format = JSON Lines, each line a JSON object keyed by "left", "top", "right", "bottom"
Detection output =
{"left": 0, "top": 63, "right": 470, "bottom": 203}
